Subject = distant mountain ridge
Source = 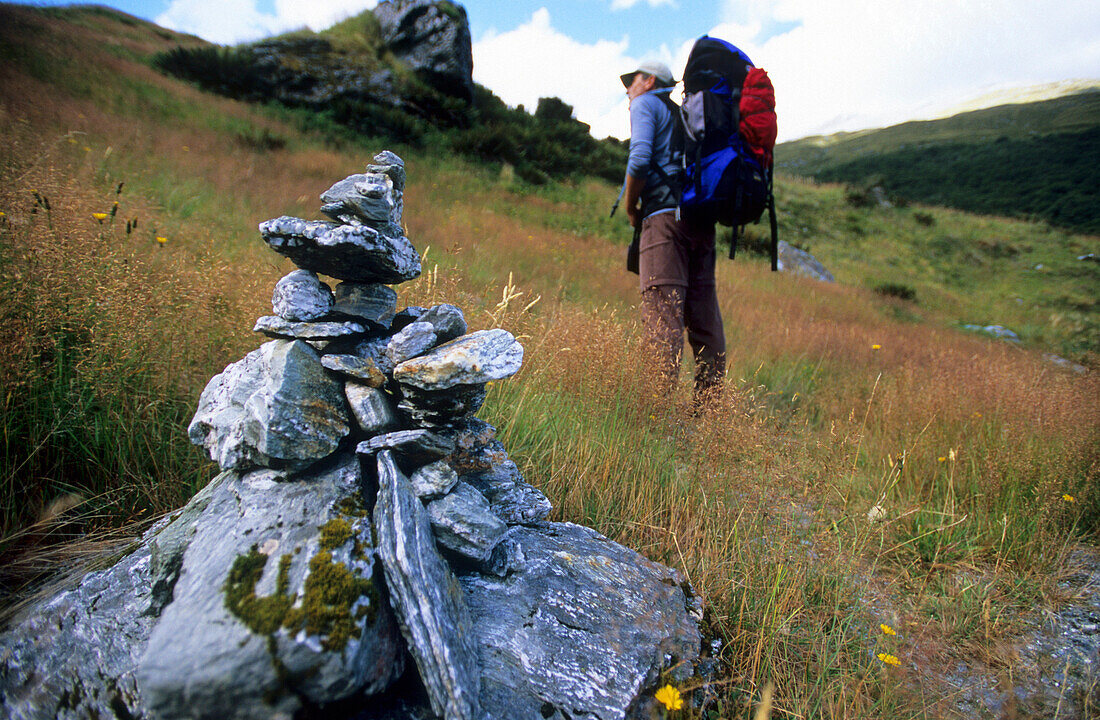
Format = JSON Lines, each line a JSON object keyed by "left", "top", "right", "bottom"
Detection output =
{"left": 776, "top": 88, "right": 1100, "bottom": 234}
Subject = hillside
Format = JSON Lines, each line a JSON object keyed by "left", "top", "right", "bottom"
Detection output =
{"left": 149, "top": 2, "right": 627, "bottom": 185}
{"left": 0, "top": 4, "right": 1098, "bottom": 719}
{"left": 776, "top": 89, "right": 1100, "bottom": 233}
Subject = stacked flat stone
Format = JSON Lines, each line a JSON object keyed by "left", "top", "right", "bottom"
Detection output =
{"left": 167, "top": 151, "right": 550, "bottom": 719}
{"left": 1, "top": 151, "right": 702, "bottom": 720}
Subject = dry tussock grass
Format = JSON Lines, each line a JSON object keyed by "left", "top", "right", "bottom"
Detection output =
{"left": 0, "top": 124, "right": 266, "bottom": 598}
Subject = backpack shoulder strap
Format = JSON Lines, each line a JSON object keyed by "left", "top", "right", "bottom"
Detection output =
{"left": 649, "top": 91, "right": 683, "bottom": 196}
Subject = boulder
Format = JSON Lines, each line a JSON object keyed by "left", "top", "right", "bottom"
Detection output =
{"left": 777, "top": 240, "right": 835, "bottom": 283}
{"left": 461, "top": 523, "right": 703, "bottom": 720}
{"left": 386, "top": 320, "right": 438, "bottom": 366}
{"left": 375, "top": 0, "right": 474, "bottom": 101}
{"left": 419, "top": 303, "right": 467, "bottom": 342}
{"left": 321, "top": 353, "right": 388, "bottom": 387}
{"left": 374, "top": 451, "right": 481, "bottom": 720}
{"left": 187, "top": 340, "right": 350, "bottom": 471}
{"left": 272, "top": 269, "right": 333, "bottom": 322}
{"left": 460, "top": 456, "right": 552, "bottom": 526}
{"left": 394, "top": 329, "right": 523, "bottom": 390}
{"left": 397, "top": 383, "right": 487, "bottom": 427}
{"left": 331, "top": 282, "right": 398, "bottom": 329}
{"left": 136, "top": 454, "right": 404, "bottom": 719}
{"left": 345, "top": 382, "right": 401, "bottom": 436}
{"left": 409, "top": 459, "right": 459, "bottom": 500}
{"left": 259, "top": 216, "right": 421, "bottom": 284}
{"left": 426, "top": 481, "right": 508, "bottom": 564}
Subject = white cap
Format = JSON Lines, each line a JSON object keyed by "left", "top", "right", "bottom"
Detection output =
{"left": 620, "top": 61, "right": 675, "bottom": 88}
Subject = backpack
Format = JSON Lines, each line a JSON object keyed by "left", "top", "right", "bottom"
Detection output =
{"left": 677, "top": 36, "right": 779, "bottom": 269}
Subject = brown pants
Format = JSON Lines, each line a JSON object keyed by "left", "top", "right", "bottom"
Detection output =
{"left": 638, "top": 212, "right": 726, "bottom": 399}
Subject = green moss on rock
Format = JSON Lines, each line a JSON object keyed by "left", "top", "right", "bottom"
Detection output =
{"left": 282, "top": 550, "right": 373, "bottom": 651}
{"left": 318, "top": 518, "right": 354, "bottom": 550}
{"left": 223, "top": 545, "right": 293, "bottom": 636}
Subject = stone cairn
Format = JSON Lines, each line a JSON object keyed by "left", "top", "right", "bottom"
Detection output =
{"left": 0, "top": 152, "right": 702, "bottom": 720}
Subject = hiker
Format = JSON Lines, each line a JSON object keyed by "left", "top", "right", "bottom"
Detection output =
{"left": 618, "top": 60, "right": 726, "bottom": 404}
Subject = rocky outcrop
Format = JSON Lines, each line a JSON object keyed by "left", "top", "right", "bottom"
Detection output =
{"left": 375, "top": 0, "right": 474, "bottom": 101}
{"left": 0, "top": 151, "right": 702, "bottom": 720}
{"left": 242, "top": 1, "right": 474, "bottom": 115}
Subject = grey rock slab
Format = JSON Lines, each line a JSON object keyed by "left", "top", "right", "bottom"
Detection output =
{"left": 482, "top": 528, "right": 527, "bottom": 578}
{"left": 137, "top": 454, "right": 403, "bottom": 719}
{"left": 0, "top": 539, "right": 157, "bottom": 720}
{"left": 394, "top": 329, "right": 523, "bottom": 391}
{"left": 259, "top": 215, "right": 421, "bottom": 284}
{"left": 345, "top": 382, "right": 400, "bottom": 436}
{"left": 386, "top": 320, "right": 438, "bottom": 366}
{"left": 321, "top": 353, "right": 388, "bottom": 387}
{"left": 320, "top": 170, "right": 403, "bottom": 227}
{"left": 374, "top": 450, "right": 481, "bottom": 720}
{"left": 325, "top": 334, "right": 395, "bottom": 377}
{"left": 254, "top": 315, "right": 365, "bottom": 340}
{"left": 369, "top": 151, "right": 406, "bottom": 191}
{"left": 777, "top": 240, "right": 835, "bottom": 283}
{"left": 272, "top": 269, "right": 333, "bottom": 322}
{"left": 187, "top": 340, "right": 351, "bottom": 471}
{"left": 409, "top": 460, "right": 459, "bottom": 500}
{"left": 391, "top": 305, "right": 425, "bottom": 333}
{"left": 358, "top": 429, "right": 455, "bottom": 467}
{"left": 332, "top": 282, "right": 397, "bottom": 329}
{"left": 419, "top": 303, "right": 467, "bottom": 342}
{"left": 426, "top": 481, "right": 508, "bottom": 564}
{"left": 397, "top": 384, "right": 487, "bottom": 427}
{"left": 460, "top": 523, "right": 703, "bottom": 720}
{"left": 462, "top": 458, "right": 552, "bottom": 527}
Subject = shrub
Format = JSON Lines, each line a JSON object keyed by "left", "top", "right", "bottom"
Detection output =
{"left": 873, "top": 281, "right": 918, "bottom": 302}
{"left": 152, "top": 46, "right": 269, "bottom": 101}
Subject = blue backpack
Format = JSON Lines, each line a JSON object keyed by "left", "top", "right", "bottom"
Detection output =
{"left": 677, "top": 36, "right": 778, "bottom": 268}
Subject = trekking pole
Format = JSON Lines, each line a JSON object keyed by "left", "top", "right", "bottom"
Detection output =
{"left": 609, "top": 181, "right": 626, "bottom": 218}
{"left": 768, "top": 169, "right": 779, "bottom": 271}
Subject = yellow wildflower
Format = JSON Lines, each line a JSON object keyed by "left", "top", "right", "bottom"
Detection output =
{"left": 92, "top": 212, "right": 108, "bottom": 221}
{"left": 654, "top": 684, "right": 683, "bottom": 711}
{"left": 871, "top": 344, "right": 881, "bottom": 350}
{"left": 1063, "top": 494, "right": 1076, "bottom": 503}
{"left": 877, "top": 653, "right": 901, "bottom": 667}
{"left": 880, "top": 623, "right": 896, "bottom": 636}
{"left": 938, "top": 456, "right": 946, "bottom": 463}
{"left": 156, "top": 236, "right": 167, "bottom": 244}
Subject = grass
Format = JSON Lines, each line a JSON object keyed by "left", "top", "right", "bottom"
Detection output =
{"left": 0, "top": 4, "right": 1097, "bottom": 717}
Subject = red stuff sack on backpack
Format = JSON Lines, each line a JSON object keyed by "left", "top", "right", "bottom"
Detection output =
{"left": 739, "top": 67, "right": 777, "bottom": 169}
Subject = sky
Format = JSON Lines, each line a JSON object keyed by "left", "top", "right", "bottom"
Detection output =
{"left": 17, "top": 0, "right": 1100, "bottom": 141}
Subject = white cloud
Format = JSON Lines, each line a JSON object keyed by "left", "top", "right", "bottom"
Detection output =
{"left": 157, "top": 0, "right": 376, "bottom": 45}
{"left": 473, "top": 8, "right": 646, "bottom": 139}
{"left": 715, "top": 0, "right": 1100, "bottom": 139}
{"left": 610, "top": 0, "right": 675, "bottom": 10}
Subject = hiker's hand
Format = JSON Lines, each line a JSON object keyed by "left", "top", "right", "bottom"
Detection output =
{"left": 626, "top": 203, "right": 640, "bottom": 229}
